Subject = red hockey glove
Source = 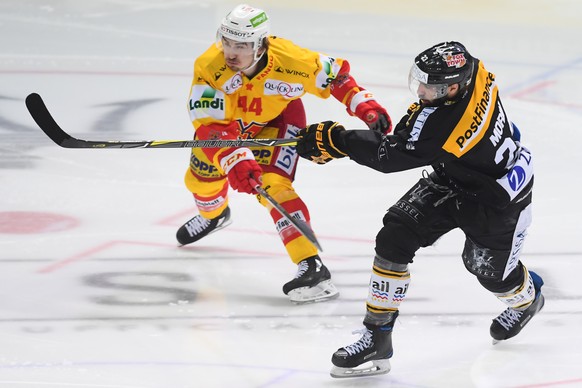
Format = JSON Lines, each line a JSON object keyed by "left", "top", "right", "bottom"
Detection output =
{"left": 353, "top": 98, "right": 393, "bottom": 134}
{"left": 220, "top": 148, "right": 263, "bottom": 194}
{"left": 328, "top": 61, "right": 392, "bottom": 134}
{"left": 227, "top": 160, "right": 263, "bottom": 194}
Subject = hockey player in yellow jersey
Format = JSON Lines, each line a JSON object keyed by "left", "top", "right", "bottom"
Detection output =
{"left": 176, "top": 4, "right": 392, "bottom": 303}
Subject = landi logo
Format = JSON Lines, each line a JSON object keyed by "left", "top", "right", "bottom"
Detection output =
{"left": 190, "top": 87, "right": 224, "bottom": 111}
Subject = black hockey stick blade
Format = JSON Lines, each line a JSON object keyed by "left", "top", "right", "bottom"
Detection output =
{"left": 250, "top": 177, "right": 323, "bottom": 252}
{"left": 25, "top": 93, "right": 298, "bottom": 149}
{"left": 26, "top": 92, "right": 76, "bottom": 147}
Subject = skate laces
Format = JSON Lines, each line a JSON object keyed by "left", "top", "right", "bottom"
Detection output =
{"left": 294, "top": 260, "right": 310, "bottom": 279}
{"left": 343, "top": 328, "right": 373, "bottom": 356}
{"left": 184, "top": 216, "right": 211, "bottom": 237}
{"left": 420, "top": 170, "right": 457, "bottom": 207}
{"left": 495, "top": 308, "right": 523, "bottom": 331}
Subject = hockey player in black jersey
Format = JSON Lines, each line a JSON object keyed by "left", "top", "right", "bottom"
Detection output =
{"left": 296, "top": 41, "right": 544, "bottom": 378}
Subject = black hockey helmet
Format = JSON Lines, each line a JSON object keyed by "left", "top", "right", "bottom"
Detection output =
{"left": 408, "top": 41, "right": 474, "bottom": 102}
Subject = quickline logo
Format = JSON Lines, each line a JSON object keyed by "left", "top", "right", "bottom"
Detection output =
{"left": 190, "top": 88, "right": 224, "bottom": 111}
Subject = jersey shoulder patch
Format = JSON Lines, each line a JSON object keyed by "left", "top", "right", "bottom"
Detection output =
{"left": 189, "top": 85, "right": 226, "bottom": 121}
{"left": 442, "top": 62, "right": 498, "bottom": 157}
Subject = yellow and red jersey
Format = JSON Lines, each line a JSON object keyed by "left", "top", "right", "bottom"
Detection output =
{"left": 187, "top": 36, "right": 356, "bottom": 164}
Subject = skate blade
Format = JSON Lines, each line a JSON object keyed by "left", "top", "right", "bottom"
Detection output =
{"left": 212, "top": 218, "right": 232, "bottom": 235}
{"left": 330, "top": 359, "right": 391, "bottom": 378}
{"left": 288, "top": 280, "right": 339, "bottom": 304}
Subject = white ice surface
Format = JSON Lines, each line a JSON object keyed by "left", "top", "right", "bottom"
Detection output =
{"left": 1, "top": 1, "right": 582, "bottom": 387}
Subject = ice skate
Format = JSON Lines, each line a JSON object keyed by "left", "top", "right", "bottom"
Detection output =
{"left": 176, "top": 207, "right": 232, "bottom": 245}
{"left": 490, "top": 271, "right": 545, "bottom": 344}
{"left": 282, "top": 256, "right": 339, "bottom": 304}
{"left": 330, "top": 318, "right": 396, "bottom": 378}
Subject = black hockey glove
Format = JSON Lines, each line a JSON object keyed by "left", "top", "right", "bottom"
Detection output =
{"left": 296, "top": 121, "right": 347, "bottom": 164}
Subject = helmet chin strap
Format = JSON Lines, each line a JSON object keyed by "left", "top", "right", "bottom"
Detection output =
{"left": 241, "top": 48, "right": 266, "bottom": 75}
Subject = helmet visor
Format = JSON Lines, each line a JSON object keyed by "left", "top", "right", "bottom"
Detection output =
{"left": 408, "top": 64, "right": 449, "bottom": 101}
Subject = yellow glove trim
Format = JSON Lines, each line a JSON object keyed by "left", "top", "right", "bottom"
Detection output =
{"left": 321, "top": 122, "right": 347, "bottom": 157}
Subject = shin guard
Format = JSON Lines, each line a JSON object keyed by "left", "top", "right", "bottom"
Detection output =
{"left": 494, "top": 266, "right": 536, "bottom": 310}
{"left": 258, "top": 173, "right": 317, "bottom": 263}
{"left": 365, "top": 257, "right": 410, "bottom": 326}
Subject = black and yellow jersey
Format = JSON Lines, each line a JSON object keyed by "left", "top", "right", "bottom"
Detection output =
{"left": 335, "top": 58, "right": 533, "bottom": 208}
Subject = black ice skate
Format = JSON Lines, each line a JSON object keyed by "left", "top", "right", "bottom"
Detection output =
{"left": 282, "top": 256, "right": 339, "bottom": 304}
{"left": 330, "top": 317, "right": 397, "bottom": 378}
{"left": 490, "top": 271, "right": 545, "bottom": 344}
{"left": 176, "top": 207, "right": 232, "bottom": 245}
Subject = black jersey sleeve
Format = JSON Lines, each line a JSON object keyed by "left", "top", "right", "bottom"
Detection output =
{"left": 333, "top": 128, "right": 441, "bottom": 173}
{"left": 332, "top": 101, "right": 452, "bottom": 174}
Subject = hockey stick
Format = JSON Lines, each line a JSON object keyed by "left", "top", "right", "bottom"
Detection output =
{"left": 24, "top": 93, "right": 298, "bottom": 149}
{"left": 250, "top": 177, "right": 322, "bottom": 252}
{"left": 26, "top": 92, "right": 321, "bottom": 249}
